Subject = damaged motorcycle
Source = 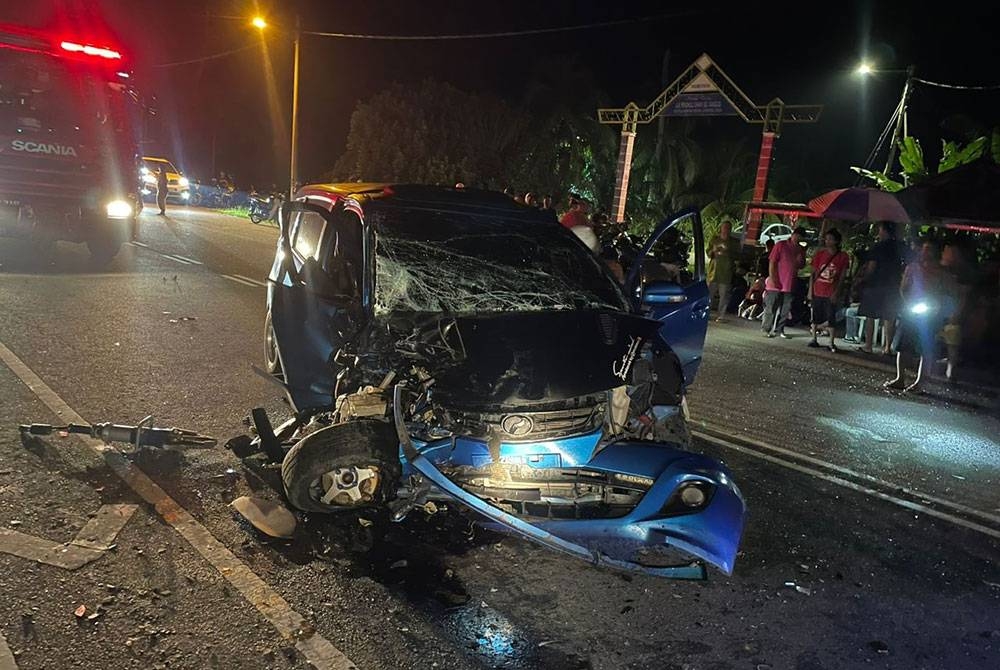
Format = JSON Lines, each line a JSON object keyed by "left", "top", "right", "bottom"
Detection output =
{"left": 247, "top": 184, "right": 745, "bottom": 580}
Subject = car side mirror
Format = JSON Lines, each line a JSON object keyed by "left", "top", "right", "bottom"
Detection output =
{"left": 641, "top": 280, "right": 687, "bottom": 305}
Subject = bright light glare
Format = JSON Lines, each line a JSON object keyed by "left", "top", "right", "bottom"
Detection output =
{"left": 910, "top": 301, "right": 929, "bottom": 314}
{"left": 106, "top": 199, "right": 133, "bottom": 219}
{"left": 60, "top": 41, "right": 122, "bottom": 60}
{"left": 252, "top": 16, "right": 267, "bottom": 29}
{"left": 179, "top": 177, "right": 189, "bottom": 187}
{"left": 856, "top": 62, "right": 874, "bottom": 75}
{"left": 181, "top": 191, "right": 191, "bottom": 200}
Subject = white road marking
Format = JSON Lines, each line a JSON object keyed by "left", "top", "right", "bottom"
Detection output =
{"left": 0, "top": 340, "right": 357, "bottom": 670}
{"left": 231, "top": 273, "right": 267, "bottom": 287}
{"left": 221, "top": 274, "right": 261, "bottom": 288}
{"left": 0, "top": 504, "right": 137, "bottom": 569}
{"left": 160, "top": 254, "right": 195, "bottom": 265}
{"left": 0, "top": 631, "right": 16, "bottom": 670}
{"left": 169, "top": 254, "right": 203, "bottom": 265}
{"left": 693, "top": 429, "right": 1000, "bottom": 541}
{"left": 695, "top": 422, "right": 1000, "bottom": 526}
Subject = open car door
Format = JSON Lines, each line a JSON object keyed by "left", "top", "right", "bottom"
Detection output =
{"left": 267, "top": 200, "right": 364, "bottom": 412}
{"left": 624, "top": 208, "right": 709, "bottom": 386}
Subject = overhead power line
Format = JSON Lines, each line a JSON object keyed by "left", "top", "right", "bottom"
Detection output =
{"left": 913, "top": 77, "right": 1000, "bottom": 91}
{"left": 153, "top": 10, "right": 699, "bottom": 65}
{"left": 303, "top": 11, "right": 698, "bottom": 40}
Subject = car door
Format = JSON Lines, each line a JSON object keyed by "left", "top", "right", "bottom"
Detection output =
{"left": 268, "top": 200, "right": 365, "bottom": 412}
{"left": 624, "top": 208, "right": 709, "bottom": 386}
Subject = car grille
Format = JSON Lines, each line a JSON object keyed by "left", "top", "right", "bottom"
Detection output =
{"left": 442, "top": 397, "right": 604, "bottom": 442}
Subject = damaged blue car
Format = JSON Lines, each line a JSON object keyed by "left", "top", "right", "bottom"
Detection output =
{"left": 253, "top": 183, "right": 745, "bottom": 579}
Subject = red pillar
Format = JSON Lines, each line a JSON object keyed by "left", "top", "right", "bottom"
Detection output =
{"left": 745, "top": 131, "right": 777, "bottom": 244}
{"left": 611, "top": 129, "right": 637, "bottom": 224}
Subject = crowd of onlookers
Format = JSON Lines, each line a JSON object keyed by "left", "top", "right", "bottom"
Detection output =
{"left": 708, "top": 219, "right": 1000, "bottom": 391}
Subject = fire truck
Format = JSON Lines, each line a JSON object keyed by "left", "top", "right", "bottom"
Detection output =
{"left": 0, "top": 24, "right": 145, "bottom": 263}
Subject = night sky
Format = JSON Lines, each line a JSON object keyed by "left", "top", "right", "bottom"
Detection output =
{"left": 3, "top": 0, "right": 998, "bottom": 200}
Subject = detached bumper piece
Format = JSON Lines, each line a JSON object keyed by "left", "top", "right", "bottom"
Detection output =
{"left": 20, "top": 417, "right": 216, "bottom": 449}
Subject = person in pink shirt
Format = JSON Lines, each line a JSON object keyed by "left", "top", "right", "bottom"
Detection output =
{"left": 761, "top": 226, "right": 807, "bottom": 337}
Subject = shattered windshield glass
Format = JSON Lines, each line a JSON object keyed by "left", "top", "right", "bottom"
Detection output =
{"left": 370, "top": 204, "right": 628, "bottom": 315}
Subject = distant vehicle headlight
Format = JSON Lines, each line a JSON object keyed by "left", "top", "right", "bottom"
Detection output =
{"left": 106, "top": 199, "right": 133, "bottom": 219}
{"left": 179, "top": 177, "right": 189, "bottom": 188}
{"left": 181, "top": 191, "right": 191, "bottom": 200}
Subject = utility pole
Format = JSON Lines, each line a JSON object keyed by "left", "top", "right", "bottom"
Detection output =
{"left": 289, "top": 15, "right": 301, "bottom": 199}
{"left": 883, "top": 65, "right": 916, "bottom": 176}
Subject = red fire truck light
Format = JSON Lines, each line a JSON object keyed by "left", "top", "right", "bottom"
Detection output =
{"left": 59, "top": 41, "right": 122, "bottom": 60}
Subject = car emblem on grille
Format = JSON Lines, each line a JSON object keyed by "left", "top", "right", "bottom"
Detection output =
{"left": 500, "top": 414, "right": 534, "bottom": 437}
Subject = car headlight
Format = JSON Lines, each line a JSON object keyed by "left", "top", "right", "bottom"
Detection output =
{"left": 140, "top": 166, "right": 149, "bottom": 175}
{"left": 910, "top": 301, "right": 930, "bottom": 315}
{"left": 106, "top": 199, "right": 133, "bottom": 219}
{"left": 179, "top": 177, "right": 189, "bottom": 188}
{"left": 143, "top": 174, "right": 156, "bottom": 185}
{"left": 181, "top": 191, "right": 190, "bottom": 200}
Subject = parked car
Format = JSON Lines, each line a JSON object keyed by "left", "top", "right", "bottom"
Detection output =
{"left": 139, "top": 156, "right": 190, "bottom": 203}
{"left": 251, "top": 183, "right": 745, "bottom": 579}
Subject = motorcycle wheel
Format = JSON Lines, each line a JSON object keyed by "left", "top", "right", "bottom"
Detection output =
{"left": 281, "top": 419, "right": 401, "bottom": 513}
{"left": 249, "top": 210, "right": 264, "bottom": 224}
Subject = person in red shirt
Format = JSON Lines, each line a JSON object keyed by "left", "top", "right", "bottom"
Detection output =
{"left": 559, "top": 196, "right": 591, "bottom": 229}
{"left": 807, "top": 228, "right": 850, "bottom": 351}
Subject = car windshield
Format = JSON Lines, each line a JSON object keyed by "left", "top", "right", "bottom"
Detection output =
{"left": 369, "top": 204, "right": 628, "bottom": 315}
{"left": 143, "top": 159, "right": 177, "bottom": 173}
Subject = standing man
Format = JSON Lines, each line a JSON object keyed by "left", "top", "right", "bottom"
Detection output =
{"left": 539, "top": 195, "right": 558, "bottom": 222}
{"left": 707, "top": 219, "right": 740, "bottom": 322}
{"left": 155, "top": 167, "right": 168, "bottom": 216}
{"left": 761, "top": 226, "right": 807, "bottom": 338}
{"left": 857, "top": 222, "right": 903, "bottom": 354}
{"left": 807, "top": 228, "right": 850, "bottom": 351}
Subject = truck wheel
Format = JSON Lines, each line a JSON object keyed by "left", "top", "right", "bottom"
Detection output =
{"left": 86, "top": 235, "right": 121, "bottom": 265}
{"left": 281, "top": 420, "right": 400, "bottom": 513}
{"left": 264, "top": 311, "right": 283, "bottom": 377}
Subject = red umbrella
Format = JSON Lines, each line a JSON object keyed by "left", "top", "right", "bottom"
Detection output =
{"left": 808, "top": 187, "right": 912, "bottom": 223}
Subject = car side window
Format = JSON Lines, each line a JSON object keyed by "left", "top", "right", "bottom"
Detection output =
{"left": 290, "top": 211, "right": 326, "bottom": 261}
{"left": 326, "top": 209, "right": 364, "bottom": 299}
{"left": 644, "top": 229, "right": 694, "bottom": 286}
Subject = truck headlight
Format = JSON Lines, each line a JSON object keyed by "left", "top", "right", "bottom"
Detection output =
{"left": 179, "top": 177, "right": 189, "bottom": 188}
{"left": 106, "top": 199, "right": 133, "bottom": 219}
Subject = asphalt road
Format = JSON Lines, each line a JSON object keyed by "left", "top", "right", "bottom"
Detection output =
{"left": 0, "top": 207, "right": 997, "bottom": 670}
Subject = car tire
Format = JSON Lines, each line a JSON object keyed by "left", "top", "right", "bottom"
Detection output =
{"left": 86, "top": 234, "right": 121, "bottom": 265}
{"left": 264, "top": 311, "right": 283, "bottom": 377}
{"left": 281, "top": 419, "right": 400, "bottom": 513}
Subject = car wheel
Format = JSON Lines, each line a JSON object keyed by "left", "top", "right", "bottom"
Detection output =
{"left": 86, "top": 234, "right": 121, "bottom": 265}
{"left": 281, "top": 420, "right": 400, "bottom": 513}
{"left": 264, "top": 311, "right": 283, "bottom": 377}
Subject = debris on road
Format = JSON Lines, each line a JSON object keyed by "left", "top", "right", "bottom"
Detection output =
{"left": 73, "top": 604, "right": 87, "bottom": 619}
{"left": 784, "top": 581, "right": 812, "bottom": 595}
{"left": 869, "top": 640, "right": 890, "bottom": 655}
{"left": 231, "top": 496, "right": 296, "bottom": 539}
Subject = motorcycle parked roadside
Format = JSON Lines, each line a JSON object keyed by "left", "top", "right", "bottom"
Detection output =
{"left": 248, "top": 191, "right": 284, "bottom": 224}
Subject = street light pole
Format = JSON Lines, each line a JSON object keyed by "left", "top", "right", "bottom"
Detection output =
{"left": 883, "top": 65, "right": 916, "bottom": 176}
{"left": 289, "top": 16, "right": 301, "bottom": 200}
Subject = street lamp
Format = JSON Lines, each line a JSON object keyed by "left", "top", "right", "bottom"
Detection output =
{"left": 251, "top": 16, "right": 301, "bottom": 200}
{"left": 855, "top": 61, "right": 916, "bottom": 174}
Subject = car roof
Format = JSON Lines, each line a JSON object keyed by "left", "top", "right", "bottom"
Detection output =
{"left": 298, "top": 183, "right": 543, "bottom": 220}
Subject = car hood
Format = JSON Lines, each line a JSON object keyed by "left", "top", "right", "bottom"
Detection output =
{"left": 392, "top": 310, "right": 662, "bottom": 409}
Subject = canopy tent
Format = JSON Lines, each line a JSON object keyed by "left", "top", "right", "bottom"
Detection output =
{"left": 895, "top": 159, "right": 1000, "bottom": 232}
